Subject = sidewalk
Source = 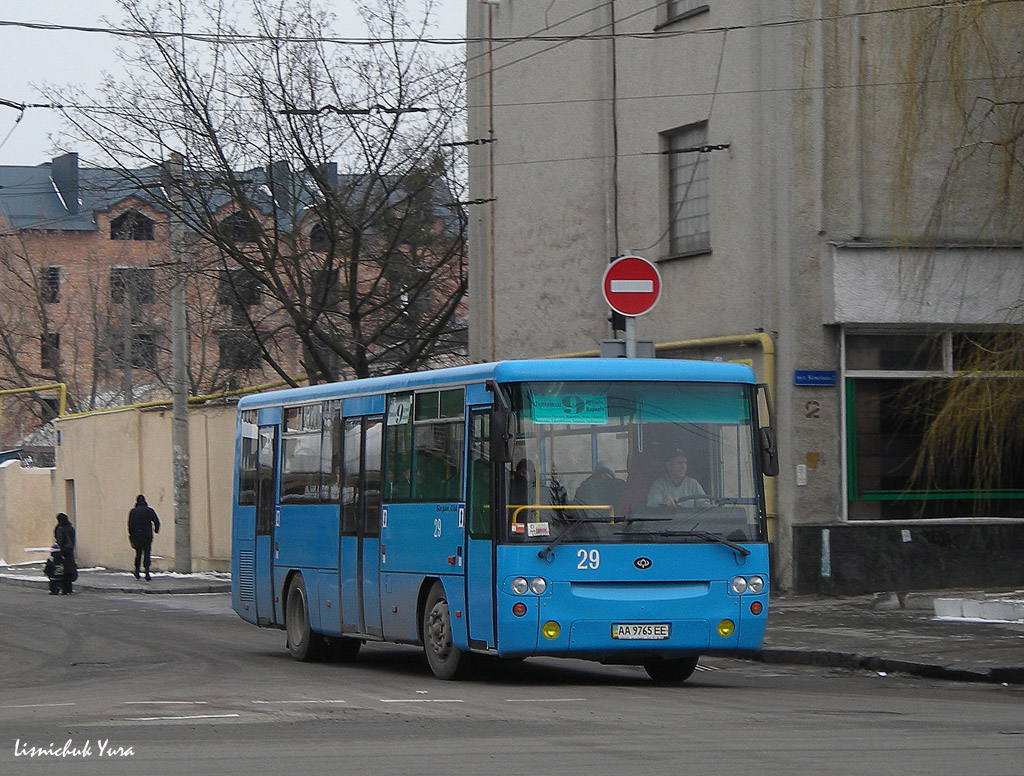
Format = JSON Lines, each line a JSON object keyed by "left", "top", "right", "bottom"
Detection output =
{"left": 758, "top": 591, "right": 1024, "bottom": 685}
{"left": 1, "top": 565, "right": 1021, "bottom": 684}
{"left": 0, "top": 563, "right": 230, "bottom": 595}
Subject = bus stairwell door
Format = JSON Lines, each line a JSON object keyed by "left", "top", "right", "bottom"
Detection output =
{"left": 254, "top": 425, "right": 279, "bottom": 625}
{"left": 466, "top": 407, "right": 496, "bottom": 648}
{"left": 340, "top": 416, "right": 384, "bottom": 637}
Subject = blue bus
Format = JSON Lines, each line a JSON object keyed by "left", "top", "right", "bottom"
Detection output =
{"left": 231, "top": 358, "right": 778, "bottom": 681}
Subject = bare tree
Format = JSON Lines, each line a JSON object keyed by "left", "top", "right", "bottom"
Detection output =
{"left": 53, "top": 0, "right": 468, "bottom": 384}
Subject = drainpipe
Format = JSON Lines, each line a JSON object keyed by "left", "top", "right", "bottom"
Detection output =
{"left": 547, "top": 332, "right": 778, "bottom": 540}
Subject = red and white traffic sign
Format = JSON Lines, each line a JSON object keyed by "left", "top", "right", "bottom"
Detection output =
{"left": 602, "top": 255, "right": 662, "bottom": 317}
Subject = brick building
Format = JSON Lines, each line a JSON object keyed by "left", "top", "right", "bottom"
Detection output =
{"left": 0, "top": 153, "right": 467, "bottom": 449}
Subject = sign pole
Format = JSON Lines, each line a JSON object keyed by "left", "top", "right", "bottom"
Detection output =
{"left": 625, "top": 316, "right": 637, "bottom": 358}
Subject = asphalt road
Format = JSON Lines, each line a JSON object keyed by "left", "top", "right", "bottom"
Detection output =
{"left": 1, "top": 586, "right": 1021, "bottom": 776}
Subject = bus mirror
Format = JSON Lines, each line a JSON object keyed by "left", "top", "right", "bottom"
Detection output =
{"left": 758, "top": 427, "right": 779, "bottom": 477}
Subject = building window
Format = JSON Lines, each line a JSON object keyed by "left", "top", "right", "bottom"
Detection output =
{"left": 218, "top": 268, "right": 260, "bottom": 325}
{"left": 845, "top": 330, "right": 1024, "bottom": 520}
{"left": 665, "top": 0, "right": 709, "bottom": 23}
{"left": 40, "top": 266, "right": 61, "bottom": 303}
{"left": 110, "top": 267, "right": 155, "bottom": 305}
{"left": 218, "top": 330, "right": 262, "bottom": 370}
{"left": 666, "top": 122, "right": 711, "bottom": 257}
{"left": 112, "top": 332, "right": 157, "bottom": 369}
{"left": 309, "top": 223, "right": 331, "bottom": 252}
{"left": 110, "top": 209, "right": 155, "bottom": 241}
{"left": 41, "top": 332, "right": 59, "bottom": 370}
{"left": 219, "top": 211, "right": 261, "bottom": 244}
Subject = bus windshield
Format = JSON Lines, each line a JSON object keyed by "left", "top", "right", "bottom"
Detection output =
{"left": 506, "top": 381, "right": 765, "bottom": 546}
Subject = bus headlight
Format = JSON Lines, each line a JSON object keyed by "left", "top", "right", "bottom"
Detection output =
{"left": 730, "top": 576, "right": 748, "bottom": 594}
{"left": 747, "top": 575, "right": 765, "bottom": 594}
{"left": 511, "top": 577, "right": 529, "bottom": 595}
{"left": 529, "top": 577, "right": 547, "bottom": 595}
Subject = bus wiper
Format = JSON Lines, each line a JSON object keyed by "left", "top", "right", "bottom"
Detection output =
{"left": 538, "top": 516, "right": 614, "bottom": 559}
{"left": 615, "top": 530, "right": 752, "bottom": 558}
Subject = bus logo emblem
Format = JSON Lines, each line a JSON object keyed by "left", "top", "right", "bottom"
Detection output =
{"left": 634, "top": 557, "right": 652, "bottom": 570}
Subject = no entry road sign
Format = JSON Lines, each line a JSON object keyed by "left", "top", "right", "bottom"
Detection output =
{"left": 602, "top": 255, "right": 662, "bottom": 317}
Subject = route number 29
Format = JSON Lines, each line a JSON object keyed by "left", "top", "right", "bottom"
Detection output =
{"left": 576, "top": 549, "right": 600, "bottom": 569}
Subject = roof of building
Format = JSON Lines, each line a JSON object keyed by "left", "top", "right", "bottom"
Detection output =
{"left": 0, "top": 153, "right": 460, "bottom": 235}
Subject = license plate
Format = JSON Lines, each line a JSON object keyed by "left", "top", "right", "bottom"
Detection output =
{"left": 611, "top": 623, "right": 670, "bottom": 640}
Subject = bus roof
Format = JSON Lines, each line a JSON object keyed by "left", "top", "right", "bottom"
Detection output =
{"left": 237, "top": 358, "right": 758, "bottom": 410}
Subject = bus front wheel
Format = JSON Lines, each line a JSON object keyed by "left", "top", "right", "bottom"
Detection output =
{"left": 644, "top": 656, "right": 699, "bottom": 683}
{"left": 285, "top": 575, "right": 327, "bottom": 662}
{"left": 422, "top": 582, "right": 467, "bottom": 680}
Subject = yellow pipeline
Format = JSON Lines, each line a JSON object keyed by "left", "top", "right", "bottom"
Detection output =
{"left": 0, "top": 384, "right": 68, "bottom": 444}
{"left": 59, "top": 376, "right": 309, "bottom": 420}
{"left": 547, "top": 333, "right": 778, "bottom": 542}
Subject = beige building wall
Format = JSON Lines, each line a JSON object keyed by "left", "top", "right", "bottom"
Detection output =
{"left": 0, "top": 461, "right": 56, "bottom": 565}
{"left": 54, "top": 404, "right": 235, "bottom": 572}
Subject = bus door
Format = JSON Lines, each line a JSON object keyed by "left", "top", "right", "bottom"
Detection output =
{"left": 340, "top": 415, "right": 384, "bottom": 637}
{"left": 465, "top": 406, "right": 496, "bottom": 648}
{"left": 254, "top": 424, "right": 279, "bottom": 626}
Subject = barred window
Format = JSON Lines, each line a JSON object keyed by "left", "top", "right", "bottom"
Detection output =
{"left": 40, "top": 266, "right": 60, "bottom": 303}
{"left": 666, "top": 122, "right": 711, "bottom": 257}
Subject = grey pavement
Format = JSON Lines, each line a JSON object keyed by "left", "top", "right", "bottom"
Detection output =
{"left": 2, "top": 563, "right": 1022, "bottom": 684}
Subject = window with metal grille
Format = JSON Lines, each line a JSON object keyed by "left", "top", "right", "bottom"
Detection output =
{"left": 110, "top": 267, "right": 155, "bottom": 304}
{"left": 667, "top": 122, "right": 711, "bottom": 257}
{"left": 40, "top": 266, "right": 60, "bottom": 303}
{"left": 41, "top": 332, "right": 59, "bottom": 369}
{"left": 112, "top": 332, "right": 157, "bottom": 369}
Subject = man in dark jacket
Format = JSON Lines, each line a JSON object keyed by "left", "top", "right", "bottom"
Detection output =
{"left": 53, "top": 513, "right": 76, "bottom": 594}
{"left": 128, "top": 495, "right": 160, "bottom": 581}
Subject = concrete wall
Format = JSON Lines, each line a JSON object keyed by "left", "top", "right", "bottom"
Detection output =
{"left": 0, "top": 460, "right": 56, "bottom": 565}
{"left": 54, "top": 404, "right": 235, "bottom": 572}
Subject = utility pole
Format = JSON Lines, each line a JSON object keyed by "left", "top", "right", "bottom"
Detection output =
{"left": 167, "top": 152, "right": 191, "bottom": 573}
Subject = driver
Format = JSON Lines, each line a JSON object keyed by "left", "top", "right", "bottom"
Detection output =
{"left": 647, "top": 448, "right": 710, "bottom": 508}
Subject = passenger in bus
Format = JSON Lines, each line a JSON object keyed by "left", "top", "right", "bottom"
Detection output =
{"left": 509, "top": 458, "right": 535, "bottom": 505}
{"left": 646, "top": 449, "right": 710, "bottom": 508}
{"left": 574, "top": 462, "right": 626, "bottom": 514}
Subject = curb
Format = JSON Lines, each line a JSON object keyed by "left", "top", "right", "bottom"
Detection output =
{"left": 754, "top": 648, "right": 1024, "bottom": 685}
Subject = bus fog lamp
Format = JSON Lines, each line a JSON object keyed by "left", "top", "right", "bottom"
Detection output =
{"left": 747, "top": 575, "right": 765, "bottom": 594}
{"left": 529, "top": 577, "right": 547, "bottom": 595}
{"left": 542, "top": 621, "right": 561, "bottom": 639}
{"left": 717, "top": 619, "right": 736, "bottom": 638}
{"left": 511, "top": 577, "right": 529, "bottom": 595}
{"left": 729, "top": 576, "right": 748, "bottom": 594}
{"left": 512, "top": 602, "right": 528, "bottom": 617}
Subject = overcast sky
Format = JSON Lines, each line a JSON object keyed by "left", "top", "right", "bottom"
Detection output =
{"left": 0, "top": 0, "right": 466, "bottom": 166}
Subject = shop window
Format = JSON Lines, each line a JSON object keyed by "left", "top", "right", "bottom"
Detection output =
{"left": 845, "top": 331, "right": 1024, "bottom": 519}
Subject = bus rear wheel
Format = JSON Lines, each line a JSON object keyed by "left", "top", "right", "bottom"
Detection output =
{"left": 285, "top": 575, "right": 327, "bottom": 662}
{"left": 422, "top": 582, "right": 468, "bottom": 680}
{"left": 644, "top": 656, "right": 699, "bottom": 683}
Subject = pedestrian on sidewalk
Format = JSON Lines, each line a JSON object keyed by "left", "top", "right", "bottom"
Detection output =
{"left": 53, "top": 513, "right": 77, "bottom": 594}
{"left": 43, "top": 544, "right": 66, "bottom": 595}
{"left": 128, "top": 495, "right": 160, "bottom": 581}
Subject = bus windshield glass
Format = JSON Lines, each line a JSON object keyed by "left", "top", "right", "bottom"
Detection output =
{"left": 506, "top": 381, "right": 765, "bottom": 546}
